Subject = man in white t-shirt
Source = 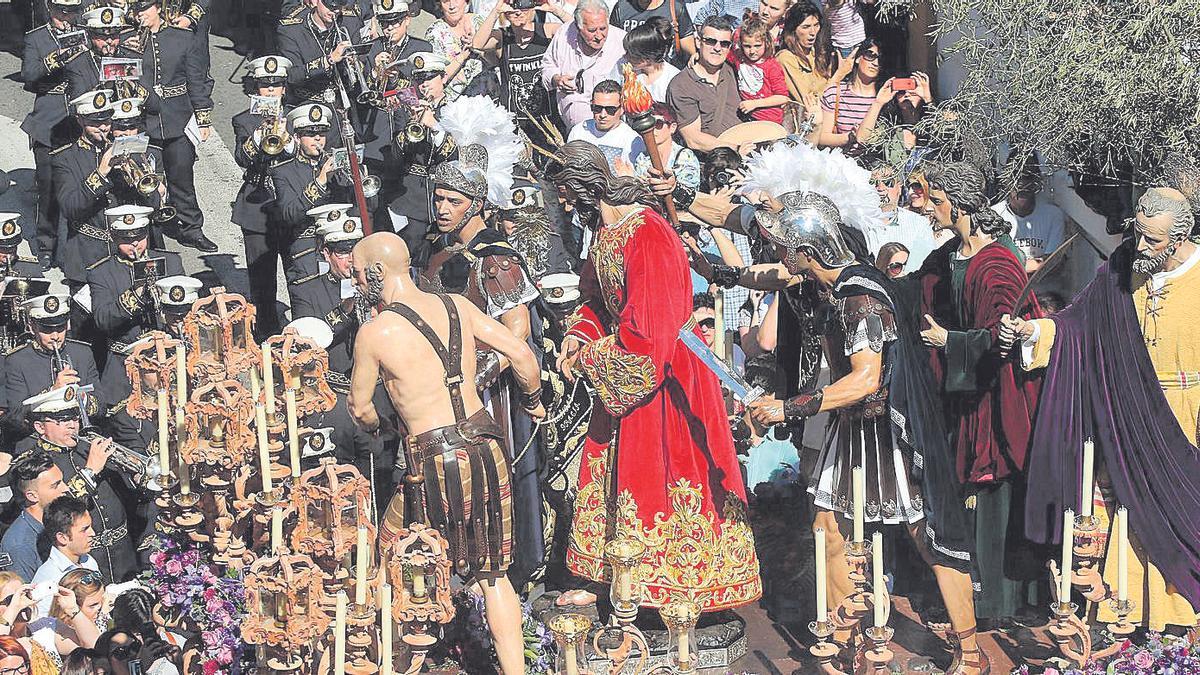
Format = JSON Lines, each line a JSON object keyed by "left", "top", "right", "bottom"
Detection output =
{"left": 566, "top": 79, "right": 646, "bottom": 171}
{"left": 991, "top": 172, "right": 1066, "bottom": 274}
{"left": 857, "top": 164, "right": 939, "bottom": 270}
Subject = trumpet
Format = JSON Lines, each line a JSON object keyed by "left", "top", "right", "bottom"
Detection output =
{"left": 260, "top": 115, "right": 289, "bottom": 156}
{"left": 152, "top": 206, "right": 177, "bottom": 222}
{"left": 117, "top": 154, "right": 162, "bottom": 197}
{"left": 78, "top": 428, "right": 164, "bottom": 491}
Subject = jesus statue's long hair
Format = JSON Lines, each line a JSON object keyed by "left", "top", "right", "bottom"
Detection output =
{"left": 547, "top": 141, "right": 658, "bottom": 230}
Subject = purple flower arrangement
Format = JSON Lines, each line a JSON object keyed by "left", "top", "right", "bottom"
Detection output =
{"left": 1016, "top": 632, "right": 1200, "bottom": 675}
{"left": 143, "top": 533, "right": 247, "bottom": 675}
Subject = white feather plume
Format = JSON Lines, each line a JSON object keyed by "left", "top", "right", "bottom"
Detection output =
{"left": 434, "top": 95, "right": 523, "bottom": 208}
{"left": 742, "top": 142, "right": 884, "bottom": 231}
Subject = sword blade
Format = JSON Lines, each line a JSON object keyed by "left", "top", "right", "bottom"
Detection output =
{"left": 678, "top": 327, "right": 764, "bottom": 403}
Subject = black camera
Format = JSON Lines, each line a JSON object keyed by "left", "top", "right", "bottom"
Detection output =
{"left": 511, "top": 0, "right": 538, "bottom": 9}
{"left": 711, "top": 169, "right": 735, "bottom": 189}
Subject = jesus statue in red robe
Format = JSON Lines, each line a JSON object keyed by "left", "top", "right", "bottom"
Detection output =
{"left": 549, "top": 141, "right": 762, "bottom": 611}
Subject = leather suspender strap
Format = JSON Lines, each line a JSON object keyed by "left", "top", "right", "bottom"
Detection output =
{"left": 383, "top": 294, "right": 468, "bottom": 422}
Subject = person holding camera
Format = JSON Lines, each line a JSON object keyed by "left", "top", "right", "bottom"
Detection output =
{"left": 28, "top": 568, "right": 105, "bottom": 669}
{"left": 109, "top": 589, "right": 183, "bottom": 675}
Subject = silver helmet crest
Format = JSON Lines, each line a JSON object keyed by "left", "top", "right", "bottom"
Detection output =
{"left": 431, "top": 143, "right": 491, "bottom": 230}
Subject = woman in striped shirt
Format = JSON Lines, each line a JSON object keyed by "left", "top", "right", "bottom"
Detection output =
{"left": 817, "top": 36, "right": 896, "bottom": 152}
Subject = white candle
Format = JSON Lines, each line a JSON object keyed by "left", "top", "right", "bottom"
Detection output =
{"left": 411, "top": 568, "right": 426, "bottom": 598}
{"left": 380, "top": 585, "right": 392, "bottom": 675}
{"left": 262, "top": 343, "right": 276, "bottom": 413}
{"left": 815, "top": 528, "right": 828, "bottom": 623}
{"left": 872, "top": 531, "right": 885, "bottom": 627}
{"left": 355, "top": 526, "right": 369, "bottom": 605}
{"left": 271, "top": 507, "right": 282, "bottom": 553}
{"left": 618, "top": 568, "right": 632, "bottom": 603}
{"left": 853, "top": 465, "right": 865, "bottom": 543}
{"left": 175, "top": 406, "right": 189, "bottom": 495}
{"left": 1081, "top": 440, "right": 1095, "bottom": 517}
{"left": 678, "top": 628, "right": 691, "bottom": 666}
{"left": 176, "top": 341, "right": 187, "bottom": 406}
{"left": 156, "top": 390, "right": 170, "bottom": 476}
{"left": 285, "top": 388, "right": 301, "bottom": 478}
{"left": 334, "top": 592, "right": 347, "bottom": 675}
{"left": 1060, "top": 508, "right": 1074, "bottom": 604}
{"left": 250, "top": 365, "right": 261, "bottom": 401}
{"left": 256, "top": 403, "right": 272, "bottom": 493}
{"left": 564, "top": 642, "right": 580, "bottom": 675}
{"left": 1117, "top": 506, "right": 1129, "bottom": 603}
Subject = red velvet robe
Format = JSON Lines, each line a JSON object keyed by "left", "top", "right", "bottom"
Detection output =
{"left": 564, "top": 207, "right": 761, "bottom": 611}
{"left": 918, "top": 239, "right": 1042, "bottom": 484}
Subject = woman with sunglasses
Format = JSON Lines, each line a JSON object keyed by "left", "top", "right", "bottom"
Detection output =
{"left": 817, "top": 36, "right": 898, "bottom": 152}
{"left": 29, "top": 569, "right": 105, "bottom": 670}
{"left": 875, "top": 241, "right": 909, "bottom": 278}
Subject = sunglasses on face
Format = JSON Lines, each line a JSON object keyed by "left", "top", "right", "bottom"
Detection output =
{"left": 378, "top": 15, "right": 405, "bottom": 26}
{"left": 110, "top": 639, "right": 142, "bottom": 661}
{"left": 887, "top": 261, "right": 906, "bottom": 271}
{"left": 258, "top": 77, "right": 286, "bottom": 87}
{"left": 701, "top": 36, "right": 732, "bottom": 49}
{"left": 79, "top": 570, "right": 104, "bottom": 585}
{"left": 859, "top": 50, "right": 880, "bottom": 62}
{"left": 699, "top": 318, "right": 716, "bottom": 329}
{"left": 295, "top": 129, "right": 327, "bottom": 138}
{"left": 590, "top": 104, "right": 620, "bottom": 115}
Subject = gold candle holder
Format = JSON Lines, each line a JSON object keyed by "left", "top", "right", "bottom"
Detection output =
{"left": 863, "top": 625, "right": 894, "bottom": 674}
{"left": 603, "top": 537, "right": 646, "bottom": 625}
{"left": 660, "top": 600, "right": 701, "bottom": 674}
{"left": 548, "top": 613, "right": 592, "bottom": 675}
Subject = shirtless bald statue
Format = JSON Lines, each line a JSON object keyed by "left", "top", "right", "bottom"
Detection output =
{"left": 348, "top": 231, "right": 544, "bottom": 675}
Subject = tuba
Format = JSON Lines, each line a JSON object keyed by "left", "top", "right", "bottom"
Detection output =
{"left": 78, "top": 428, "right": 163, "bottom": 490}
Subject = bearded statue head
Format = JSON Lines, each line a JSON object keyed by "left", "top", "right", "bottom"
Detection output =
{"left": 547, "top": 141, "right": 657, "bottom": 230}
{"left": 1132, "top": 187, "right": 1196, "bottom": 275}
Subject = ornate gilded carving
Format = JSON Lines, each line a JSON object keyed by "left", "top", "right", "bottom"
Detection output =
{"left": 575, "top": 335, "right": 656, "bottom": 417}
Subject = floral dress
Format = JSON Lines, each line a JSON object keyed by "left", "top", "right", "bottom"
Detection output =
{"left": 428, "top": 15, "right": 487, "bottom": 102}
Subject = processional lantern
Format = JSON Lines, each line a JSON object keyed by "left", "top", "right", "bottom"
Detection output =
{"left": 291, "top": 460, "right": 374, "bottom": 598}
{"left": 383, "top": 524, "right": 454, "bottom": 672}
{"left": 243, "top": 553, "right": 331, "bottom": 674}
{"left": 183, "top": 380, "right": 256, "bottom": 482}
{"left": 182, "top": 289, "right": 257, "bottom": 385}
{"left": 265, "top": 327, "right": 337, "bottom": 417}
{"left": 125, "top": 331, "right": 185, "bottom": 418}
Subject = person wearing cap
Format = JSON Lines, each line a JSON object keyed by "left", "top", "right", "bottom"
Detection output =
{"left": 21, "top": 386, "right": 136, "bottom": 584}
{"left": 106, "top": 98, "right": 170, "bottom": 246}
{"left": 276, "top": 0, "right": 366, "bottom": 106}
{"left": 63, "top": 6, "right": 145, "bottom": 98}
{"left": 85, "top": 206, "right": 184, "bottom": 353}
{"left": 21, "top": 0, "right": 87, "bottom": 269}
{"left": 271, "top": 105, "right": 371, "bottom": 282}
{"left": 4, "top": 294, "right": 102, "bottom": 438}
{"left": 0, "top": 215, "right": 46, "bottom": 278}
{"left": 99, "top": 275, "right": 200, "bottom": 454}
{"left": 51, "top": 89, "right": 120, "bottom": 287}
{"left": 292, "top": 216, "right": 363, "bottom": 372}
{"left": 234, "top": 55, "right": 294, "bottom": 336}
{"left": 498, "top": 178, "right": 575, "bottom": 281}
{"left": 120, "top": 0, "right": 218, "bottom": 253}
{"left": 360, "top": 0, "right": 443, "bottom": 246}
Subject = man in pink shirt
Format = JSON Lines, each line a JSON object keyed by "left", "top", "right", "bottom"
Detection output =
{"left": 540, "top": 0, "right": 627, "bottom": 129}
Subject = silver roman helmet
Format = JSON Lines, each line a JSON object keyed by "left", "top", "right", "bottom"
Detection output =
{"left": 754, "top": 191, "right": 855, "bottom": 268}
{"left": 431, "top": 143, "right": 490, "bottom": 231}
